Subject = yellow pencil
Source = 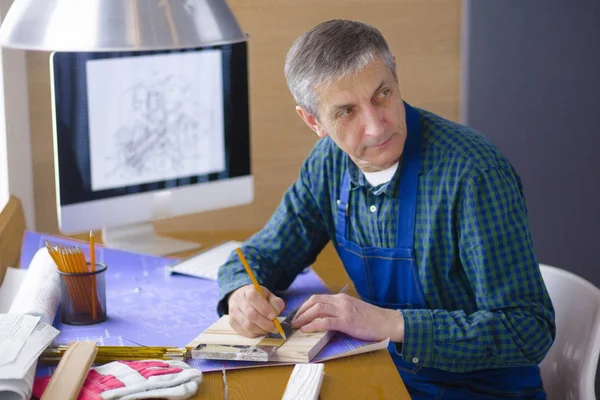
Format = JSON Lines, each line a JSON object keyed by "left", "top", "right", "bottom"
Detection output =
{"left": 89, "top": 230, "right": 95, "bottom": 272}
{"left": 89, "top": 230, "right": 97, "bottom": 320}
{"left": 235, "top": 248, "right": 287, "bottom": 340}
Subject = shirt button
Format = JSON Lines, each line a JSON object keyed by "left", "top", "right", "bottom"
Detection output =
{"left": 369, "top": 205, "right": 377, "bottom": 212}
{"left": 412, "top": 357, "right": 419, "bottom": 363}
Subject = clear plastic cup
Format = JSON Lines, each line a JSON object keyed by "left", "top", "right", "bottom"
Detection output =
{"left": 57, "top": 263, "right": 108, "bottom": 325}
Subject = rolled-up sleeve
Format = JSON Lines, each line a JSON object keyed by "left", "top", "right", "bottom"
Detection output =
{"left": 217, "top": 158, "right": 330, "bottom": 316}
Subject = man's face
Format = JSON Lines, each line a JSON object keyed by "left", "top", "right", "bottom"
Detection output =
{"left": 297, "top": 59, "right": 407, "bottom": 172}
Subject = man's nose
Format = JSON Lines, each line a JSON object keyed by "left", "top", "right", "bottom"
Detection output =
{"left": 363, "top": 106, "right": 386, "bottom": 138}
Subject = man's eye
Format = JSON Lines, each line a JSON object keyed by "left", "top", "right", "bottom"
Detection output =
{"left": 338, "top": 107, "right": 354, "bottom": 118}
{"left": 378, "top": 88, "right": 391, "bottom": 99}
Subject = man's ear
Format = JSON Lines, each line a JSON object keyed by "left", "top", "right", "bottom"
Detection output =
{"left": 295, "top": 106, "right": 327, "bottom": 138}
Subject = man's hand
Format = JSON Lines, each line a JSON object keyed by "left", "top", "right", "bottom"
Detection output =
{"left": 227, "top": 284, "right": 286, "bottom": 338}
{"left": 291, "top": 293, "right": 405, "bottom": 342}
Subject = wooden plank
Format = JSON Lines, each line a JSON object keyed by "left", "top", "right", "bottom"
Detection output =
{"left": 186, "top": 315, "right": 335, "bottom": 363}
{"left": 282, "top": 363, "right": 324, "bottom": 400}
{"left": 0, "top": 196, "right": 26, "bottom": 286}
{"left": 40, "top": 341, "right": 97, "bottom": 400}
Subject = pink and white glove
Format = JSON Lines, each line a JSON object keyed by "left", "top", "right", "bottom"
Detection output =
{"left": 33, "top": 360, "right": 202, "bottom": 400}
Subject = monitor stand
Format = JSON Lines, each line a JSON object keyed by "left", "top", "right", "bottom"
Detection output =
{"left": 101, "top": 222, "right": 201, "bottom": 256}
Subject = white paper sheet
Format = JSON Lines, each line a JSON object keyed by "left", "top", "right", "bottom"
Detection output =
{"left": 8, "top": 249, "right": 61, "bottom": 325}
{"left": 0, "top": 363, "right": 35, "bottom": 400}
{"left": 167, "top": 240, "right": 241, "bottom": 281}
{"left": 0, "top": 320, "right": 59, "bottom": 379}
{"left": 0, "top": 248, "right": 62, "bottom": 400}
{"left": 0, "top": 315, "right": 39, "bottom": 365}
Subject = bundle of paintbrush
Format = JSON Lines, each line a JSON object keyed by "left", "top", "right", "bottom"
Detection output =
{"left": 46, "top": 241, "right": 107, "bottom": 324}
{"left": 40, "top": 345, "right": 188, "bottom": 364}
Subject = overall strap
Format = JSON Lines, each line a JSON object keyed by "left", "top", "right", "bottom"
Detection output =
{"left": 336, "top": 171, "right": 351, "bottom": 239}
{"left": 396, "top": 103, "right": 421, "bottom": 249}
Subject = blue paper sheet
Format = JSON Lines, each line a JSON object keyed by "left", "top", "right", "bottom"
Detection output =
{"left": 22, "top": 231, "right": 383, "bottom": 373}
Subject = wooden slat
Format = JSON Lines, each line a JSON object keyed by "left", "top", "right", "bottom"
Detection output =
{"left": 40, "top": 341, "right": 98, "bottom": 400}
{"left": 0, "top": 196, "right": 26, "bottom": 285}
{"left": 187, "top": 315, "right": 334, "bottom": 363}
{"left": 282, "top": 363, "right": 324, "bottom": 400}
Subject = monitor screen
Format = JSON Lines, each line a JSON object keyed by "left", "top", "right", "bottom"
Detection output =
{"left": 50, "top": 42, "right": 252, "bottom": 248}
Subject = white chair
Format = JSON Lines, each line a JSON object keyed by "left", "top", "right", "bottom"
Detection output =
{"left": 539, "top": 263, "right": 600, "bottom": 400}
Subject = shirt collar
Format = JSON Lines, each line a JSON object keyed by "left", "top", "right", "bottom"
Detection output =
{"left": 343, "top": 101, "right": 418, "bottom": 198}
{"left": 346, "top": 155, "right": 402, "bottom": 197}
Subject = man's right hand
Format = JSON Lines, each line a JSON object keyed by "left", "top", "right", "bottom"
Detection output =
{"left": 227, "top": 284, "right": 286, "bottom": 338}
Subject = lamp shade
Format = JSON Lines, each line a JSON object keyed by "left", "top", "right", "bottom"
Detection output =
{"left": 0, "top": 0, "right": 247, "bottom": 51}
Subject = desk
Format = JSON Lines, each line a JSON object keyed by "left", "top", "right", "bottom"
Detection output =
{"left": 166, "top": 230, "right": 410, "bottom": 400}
{"left": 74, "top": 229, "right": 409, "bottom": 399}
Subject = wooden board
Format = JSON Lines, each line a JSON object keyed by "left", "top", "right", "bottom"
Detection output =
{"left": 186, "top": 315, "right": 335, "bottom": 363}
{"left": 282, "top": 363, "right": 324, "bottom": 400}
{"left": 0, "top": 196, "right": 26, "bottom": 286}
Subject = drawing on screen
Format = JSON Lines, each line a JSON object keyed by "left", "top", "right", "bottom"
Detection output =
{"left": 105, "top": 72, "right": 211, "bottom": 180}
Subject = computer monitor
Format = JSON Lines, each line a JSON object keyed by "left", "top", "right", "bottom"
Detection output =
{"left": 50, "top": 42, "right": 252, "bottom": 255}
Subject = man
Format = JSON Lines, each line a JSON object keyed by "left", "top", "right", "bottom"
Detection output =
{"left": 217, "top": 20, "right": 555, "bottom": 399}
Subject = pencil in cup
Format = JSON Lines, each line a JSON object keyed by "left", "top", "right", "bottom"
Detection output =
{"left": 47, "top": 243, "right": 108, "bottom": 325}
{"left": 46, "top": 244, "right": 86, "bottom": 314}
{"left": 235, "top": 248, "right": 287, "bottom": 339}
{"left": 62, "top": 247, "right": 95, "bottom": 315}
{"left": 89, "top": 230, "right": 97, "bottom": 320}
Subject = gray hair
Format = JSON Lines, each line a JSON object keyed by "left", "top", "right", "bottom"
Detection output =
{"left": 284, "top": 19, "right": 396, "bottom": 117}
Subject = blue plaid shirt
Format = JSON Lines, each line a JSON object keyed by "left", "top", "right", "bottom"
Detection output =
{"left": 218, "top": 106, "right": 555, "bottom": 372}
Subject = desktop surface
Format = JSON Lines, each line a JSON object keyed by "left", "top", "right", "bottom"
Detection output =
{"left": 148, "top": 229, "right": 409, "bottom": 399}
{"left": 71, "top": 228, "right": 409, "bottom": 399}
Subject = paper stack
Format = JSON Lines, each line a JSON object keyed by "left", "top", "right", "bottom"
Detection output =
{"left": 0, "top": 249, "right": 61, "bottom": 400}
{"left": 167, "top": 240, "right": 242, "bottom": 280}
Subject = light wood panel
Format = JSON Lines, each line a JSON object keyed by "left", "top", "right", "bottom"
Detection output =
{"left": 26, "top": 0, "right": 461, "bottom": 235}
{"left": 282, "top": 363, "right": 324, "bottom": 400}
{"left": 0, "top": 196, "right": 26, "bottom": 284}
{"left": 187, "top": 315, "right": 334, "bottom": 363}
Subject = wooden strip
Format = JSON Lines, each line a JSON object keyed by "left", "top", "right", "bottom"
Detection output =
{"left": 272, "top": 330, "right": 334, "bottom": 364}
{"left": 282, "top": 363, "right": 325, "bottom": 400}
{"left": 186, "top": 315, "right": 334, "bottom": 363}
{"left": 0, "top": 196, "right": 25, "bottom": 285}
{"left": 41, "top": 341, "right": 97, "bottom": 400}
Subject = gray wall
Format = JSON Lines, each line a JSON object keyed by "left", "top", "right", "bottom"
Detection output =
{"left": 462, "top": 0, "right": 600, "bottom": 395}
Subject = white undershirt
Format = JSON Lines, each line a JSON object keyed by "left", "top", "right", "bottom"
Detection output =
{"left": 362, "top": 162, "right": 399, "bottom": 187}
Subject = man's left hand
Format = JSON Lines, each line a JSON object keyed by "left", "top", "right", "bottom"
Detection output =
{"left": 291, "top": 293, "right": 405, "bottom": 342}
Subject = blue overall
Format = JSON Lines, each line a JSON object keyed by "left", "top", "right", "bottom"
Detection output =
{"left": 334, "top": 104, "right": 545, "bottom": 399}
